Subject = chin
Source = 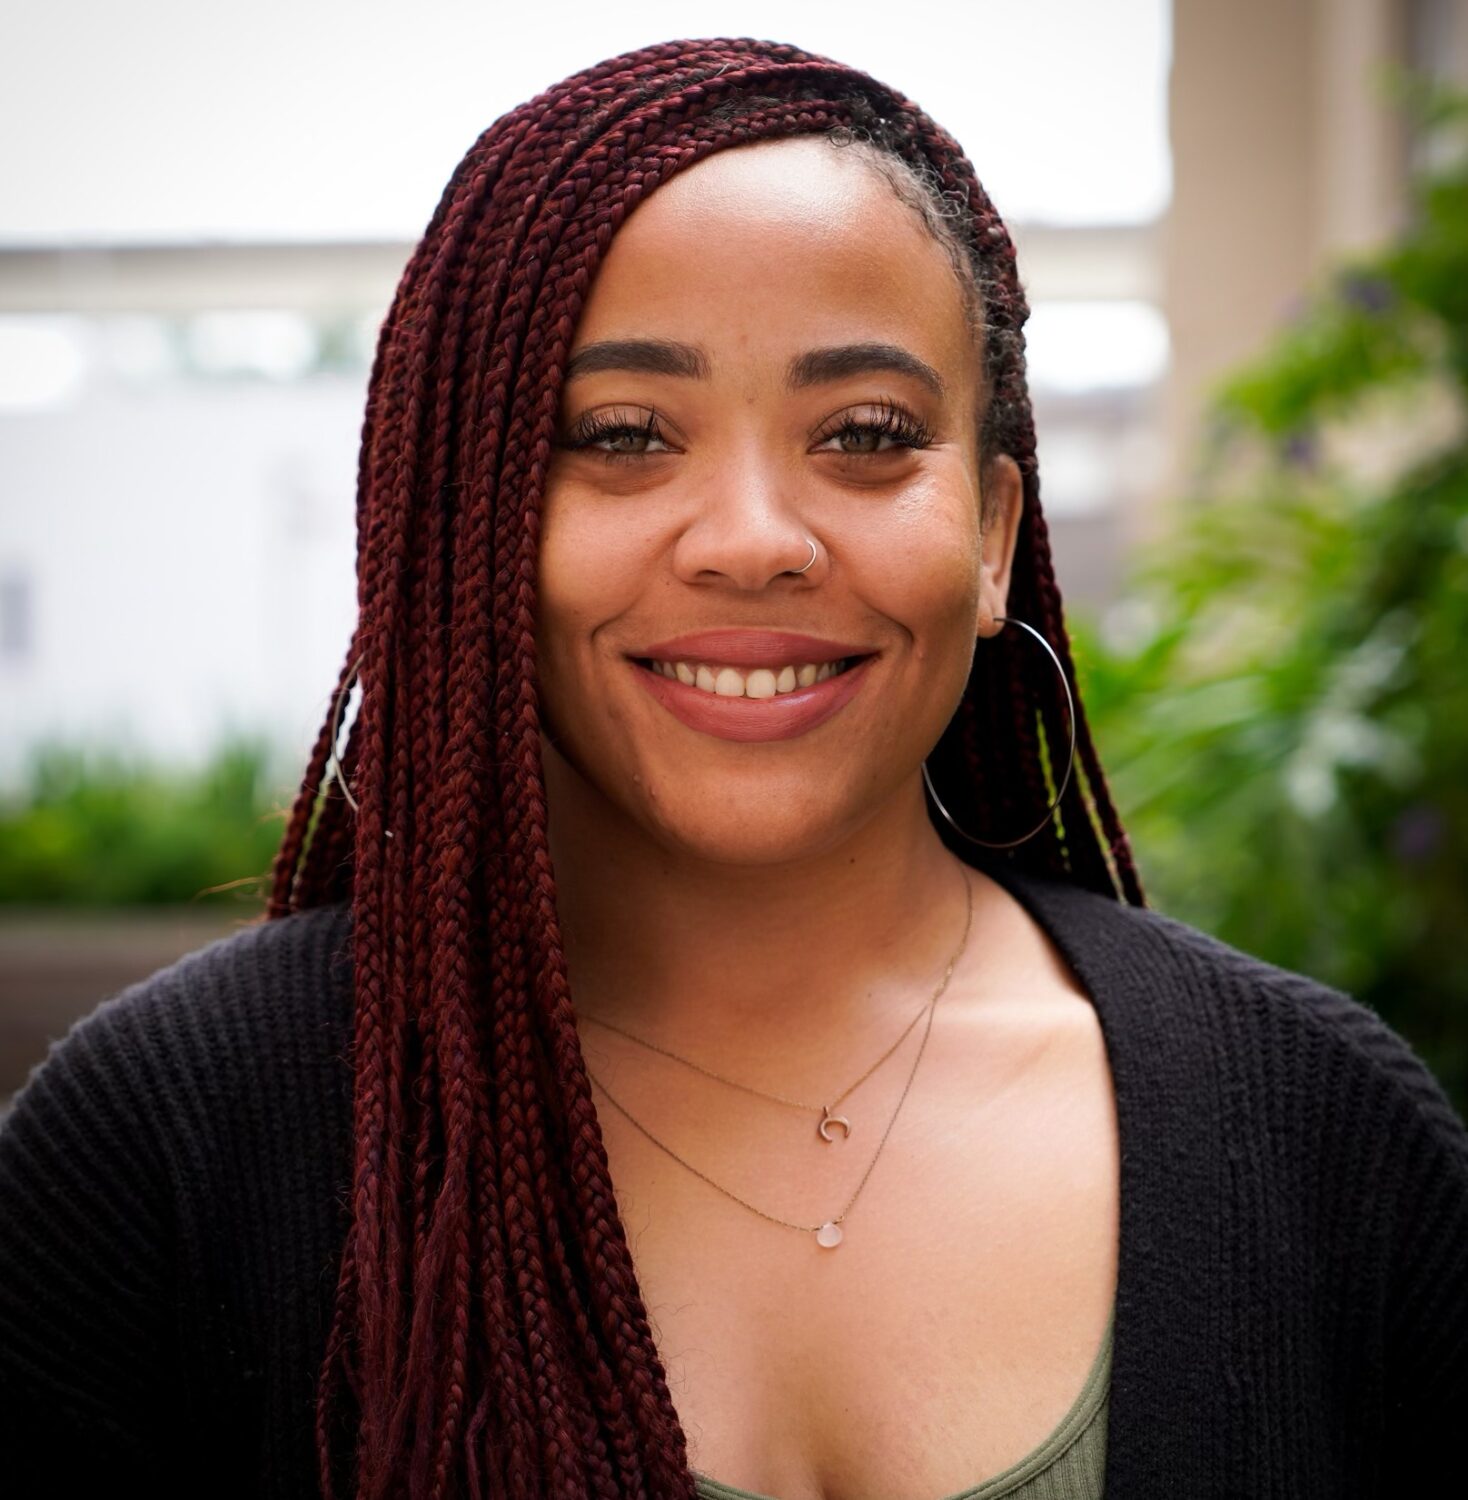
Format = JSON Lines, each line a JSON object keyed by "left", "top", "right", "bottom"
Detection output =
{"left": 639, "top": 793, "right": 860, "bottom": 869}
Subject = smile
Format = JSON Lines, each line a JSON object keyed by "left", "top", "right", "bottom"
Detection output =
{"left": 627, "top": 653, "right": 876, "bottom": 742}
{"left": 635, "top": 657, "right": 857, "bottom": 698}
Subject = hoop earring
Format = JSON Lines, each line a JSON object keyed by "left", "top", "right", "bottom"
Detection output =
{"left": 790, "top": 538, "right": 818, "bottom": 574}
{"left": 326, "top": 656, "right": 395, "bottom": 839}
{"left": 921, "top": 615, "right": 1077, "bottom": 850}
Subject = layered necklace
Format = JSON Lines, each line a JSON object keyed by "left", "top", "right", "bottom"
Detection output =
{"left": 579, "top": 862, "right": 974, "bottom": 1249}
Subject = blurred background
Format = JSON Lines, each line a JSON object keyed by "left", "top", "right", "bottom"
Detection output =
{"left": 3, "top": 0, "right": 1466, "bottom": 1118}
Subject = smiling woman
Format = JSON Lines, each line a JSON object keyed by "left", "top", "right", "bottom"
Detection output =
{"left": 1, "top": 34, "right": 1465, "bottom": 1500}
{"left": 537, "top": 135, "right": 1019, "bottom": 811}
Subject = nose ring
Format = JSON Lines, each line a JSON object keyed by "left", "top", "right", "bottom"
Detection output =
{"left": 791, "top": 538, "right": 818, "bottom": 575}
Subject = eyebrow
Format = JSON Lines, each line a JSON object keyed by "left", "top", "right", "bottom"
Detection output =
{"left": 787, "top": 342, "right": 947, "bottom": 398}
{"left": 563, "top": 338, "right": 946, "bottom": 397}
{"left": 564, "top": 338, "right": 710, "bottom": 382}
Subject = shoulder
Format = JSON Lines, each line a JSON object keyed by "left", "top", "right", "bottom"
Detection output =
{"left": 4, "top": 901, "right": 354, "bottom": 1168}
{"left": 91, "top": 898, "right": 354, "bottom": 1035}
{"left": 37, "top": 900, "right": 352, "bottom": 1070}
{"left": 988, "top": 860, "right": 1467, "bottom": 1148}
{"left": 0, "top": 903, "right": 353, "bottom": 1476}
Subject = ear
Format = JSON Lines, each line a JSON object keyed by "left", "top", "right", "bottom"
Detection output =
{"left": 976, "top": 453, "right": 1025, "bottom": 639}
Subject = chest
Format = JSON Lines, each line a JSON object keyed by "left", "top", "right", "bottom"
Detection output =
{"left": 589, "top": 992, "right": 1120, "bottom": 1500}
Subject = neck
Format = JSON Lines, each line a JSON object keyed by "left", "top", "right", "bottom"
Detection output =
{"left": 542, "top": 742, "right": 981, "bottom": 1070}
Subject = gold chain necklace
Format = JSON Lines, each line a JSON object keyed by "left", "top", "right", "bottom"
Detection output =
{"left": 582, "top": 864, "right": 974, "bottom": 1249}
{"left": 580, "top": 860, "right": 974, "bottom": 1142}
{"left": 581, "top": 978, "right": 929, "bottom": 1144}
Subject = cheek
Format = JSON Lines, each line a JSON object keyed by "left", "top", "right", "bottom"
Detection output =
{"left": 539, "top": 489, "right": 637, "bottom": 634}
{"left": 534, "top": 489, "right": 656, "bottom": 724}
{"left": 841, "top": 473, "right": 982, "bottom": 653}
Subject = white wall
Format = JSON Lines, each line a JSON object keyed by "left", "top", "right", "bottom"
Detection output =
{"left": 1, "top": 372, "right": 360, "bottom": 790}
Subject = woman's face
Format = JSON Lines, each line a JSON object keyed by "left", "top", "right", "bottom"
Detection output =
{"left": 537, "top": 134, "right": 1024, "bottom": 865}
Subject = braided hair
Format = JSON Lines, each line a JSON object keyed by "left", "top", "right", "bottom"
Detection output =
{"left": 266, "top": 35, "right": 1144, "bottom": 1500}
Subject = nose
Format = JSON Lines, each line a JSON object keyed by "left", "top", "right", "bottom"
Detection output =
{"left": 672, "top": 443, "right": 818, "bottom": 590}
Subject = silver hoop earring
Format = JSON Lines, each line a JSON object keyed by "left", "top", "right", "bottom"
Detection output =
{"left": 327, "top": 655, "right": 395, "bottom": 839}
{"left": 921, "top": 615, "right": 1077, "bottom": 850}
{"left": 790, "top": 538, "right": 818, "bottom": 575}
{"left": 327, "top": 658, "right": 360, "bottom": 811}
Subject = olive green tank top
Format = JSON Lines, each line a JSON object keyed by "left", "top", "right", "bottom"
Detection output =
{"left": 691, "top": 1303, "right": 1113, "bottom": 1500}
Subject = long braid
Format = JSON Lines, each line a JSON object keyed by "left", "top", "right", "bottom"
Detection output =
{"left": 264, "top": 37, "right": 1146, "bottom": 1499}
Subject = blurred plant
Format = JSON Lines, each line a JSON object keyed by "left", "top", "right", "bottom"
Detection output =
{"left": 1071, "top": 81, "right": 1468, "bottom": 1113}
{"left": 0, "top": 735, "right": 291, "bottom": 908}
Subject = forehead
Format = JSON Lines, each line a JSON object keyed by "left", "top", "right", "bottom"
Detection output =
{"left": 569, "top": 136, "right": 979, "bottom": 390}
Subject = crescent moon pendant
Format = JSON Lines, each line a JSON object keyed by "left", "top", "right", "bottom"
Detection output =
{"left": 818, "top": 1109, "right": 852, "bottom": 1142}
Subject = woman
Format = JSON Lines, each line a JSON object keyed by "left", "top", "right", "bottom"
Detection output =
{"left": 2, "top": 35, "right": 1465, "bottom": 1500}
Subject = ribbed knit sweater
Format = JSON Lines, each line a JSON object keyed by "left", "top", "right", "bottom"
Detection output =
{"left": 2, "top": 859, "right": 1466, "bottom": 1498}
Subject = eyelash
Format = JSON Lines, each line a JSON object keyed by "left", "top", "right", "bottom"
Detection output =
{"left": 560, "top": 398, "right": 935, "bottom": 464}
{"left": 562, "top": 408, "right": 670, "bottom": 463}
{"left": 813, "top": 398, "right": 935, "bottom": 456}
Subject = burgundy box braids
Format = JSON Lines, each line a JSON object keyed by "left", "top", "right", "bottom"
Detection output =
{"left": 264, "top": 36, "right": 1143, "bottom": 1500}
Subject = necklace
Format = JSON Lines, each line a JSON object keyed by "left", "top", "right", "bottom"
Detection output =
{"left": 582, "top": 864, "right": 974, "bottom": 1249}
{"left": 580, "top": 860, "right": 975, "bottom": 1143}
{"left": 581, "top": 983, "right": 931, "bottom": 1144}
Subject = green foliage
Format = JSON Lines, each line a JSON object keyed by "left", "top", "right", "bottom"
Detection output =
{"left": 0, "top": 736, "right": 291, "bottom": 908}
{"left": 1073, "top": 88, "right": 1468, "bottom": 1114}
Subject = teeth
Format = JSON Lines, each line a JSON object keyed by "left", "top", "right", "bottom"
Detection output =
{"left": 646, "top": 658, "right": 852, "bottom": 697}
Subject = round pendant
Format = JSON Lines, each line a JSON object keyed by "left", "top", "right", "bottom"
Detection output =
{"left": 815, "top": 1221, "right": 843, "bottom": 1249}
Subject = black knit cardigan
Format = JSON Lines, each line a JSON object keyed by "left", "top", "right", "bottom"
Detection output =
{"left": 2, "top": 859, "right": 1465, "bottom": 1497}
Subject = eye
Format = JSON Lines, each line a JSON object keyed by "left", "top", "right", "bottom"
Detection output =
{"left": 558, "top": 407, "right": 676, "bottom": 462}
{"left": 812, "top": 398, "right": 935, "bottom": 457}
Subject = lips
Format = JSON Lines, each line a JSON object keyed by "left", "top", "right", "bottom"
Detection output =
{"left": 628, "top": 651, "right": 876, "bottom": 742}
{"left": 630, "top": 629, "right": 875, "bottom": 669}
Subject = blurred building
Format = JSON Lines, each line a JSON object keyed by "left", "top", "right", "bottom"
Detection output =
{"left": 3, "top": 0, "right": 1466, "bottom": 792}
{"left": 1154, "top": 0, "right": 1468, "bottom": 542}
{"left": 0, "top": 225, "right": 1166, "bottom": 792}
